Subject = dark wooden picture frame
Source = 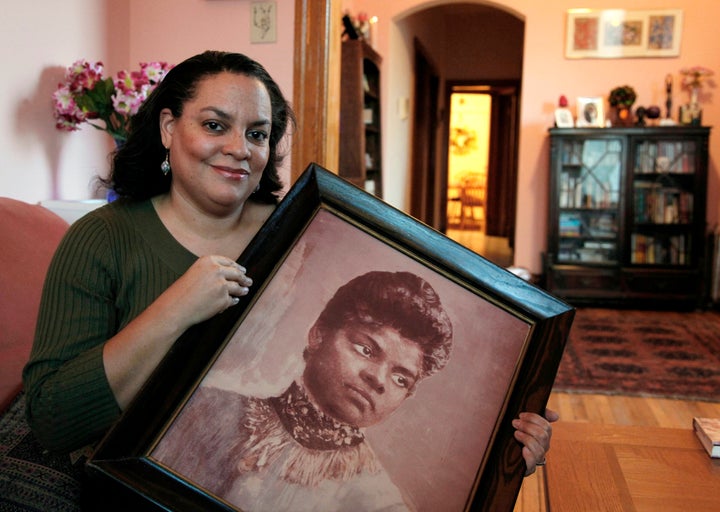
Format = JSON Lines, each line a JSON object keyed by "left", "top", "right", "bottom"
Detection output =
{"left": 86, "top": 163, "right": 574, "bottom": 512}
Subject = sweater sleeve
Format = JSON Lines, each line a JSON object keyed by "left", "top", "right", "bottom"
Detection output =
{"left": 23, "top": 212, "right": 123, "bottom": 453}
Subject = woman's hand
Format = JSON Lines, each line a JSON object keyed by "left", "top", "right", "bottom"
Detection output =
{"left": 165, "top": 255, "right": 253, "bottom": 328}
{"left": 512, "top": 408, "right": 559, "bottom": 476}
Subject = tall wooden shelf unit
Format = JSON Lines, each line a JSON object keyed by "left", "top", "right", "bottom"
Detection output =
{"left": 339, "top": 39, "right": 382, "bottom": 197}
{"left": 544, "top": 126, "right": 711, "bottom": 308}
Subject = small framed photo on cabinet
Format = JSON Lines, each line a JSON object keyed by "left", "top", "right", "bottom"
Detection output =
{"left": 554, "top": 108, "right": 575, "bottom": 128}
{"left": 576, "top": 97, "right": 605, "bottom": 127}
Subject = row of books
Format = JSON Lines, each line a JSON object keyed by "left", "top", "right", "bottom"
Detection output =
{"left": 630, "top": 233, "right": 689, "bottom": 265}
{"left": 560, "top": 139, "right": 623, "bottom": 167}
{"left": 557, "top": 239, "right": 616, "bottom": 263}
{"left": 634, "top": 141, "right": 696, "bottom": 174}
{"left": 634, "top": 183, "right": 693, "bottom": 224}
{"left": 558, "top": 171, "right": 617, "bottom": 209}
{"left": 559, "top": 212, "right": 617, "bottom": 239}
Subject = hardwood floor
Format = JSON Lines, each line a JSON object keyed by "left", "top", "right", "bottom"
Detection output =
{"left": 513, "top": 392, "right": 720, "bottom": 512}
{"left": 445, "top": 227, "right": 513, "bottom": 268}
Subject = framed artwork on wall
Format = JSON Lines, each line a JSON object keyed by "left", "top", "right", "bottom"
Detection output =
{"left": 86, "top": 164, "right": 574, "bottom": 512}
{"left": 565, "top": 9, "right": 683, "bottom": 59}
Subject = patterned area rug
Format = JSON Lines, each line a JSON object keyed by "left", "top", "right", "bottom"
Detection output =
{"left": 552, "top": 308, "right": 720, "bottom": 402}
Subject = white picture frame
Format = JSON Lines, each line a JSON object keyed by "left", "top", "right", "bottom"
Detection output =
{"left": 575, "top": 97, "right": 605, "bottom": 128}
{"left": 554, "top": 108, "right": 575, "bottom": 128}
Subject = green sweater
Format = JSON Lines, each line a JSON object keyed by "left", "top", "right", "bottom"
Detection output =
{"left": 23, "top": 199, "right": 198, "bottom": 453}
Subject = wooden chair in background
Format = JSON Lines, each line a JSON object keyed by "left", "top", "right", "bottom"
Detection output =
{"left": 459, "top": 182, "right": 486, "bottom": 229}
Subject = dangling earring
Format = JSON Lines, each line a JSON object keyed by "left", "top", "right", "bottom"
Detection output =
{"left": 160, "top": 150, "right": 171, "bottom": 175}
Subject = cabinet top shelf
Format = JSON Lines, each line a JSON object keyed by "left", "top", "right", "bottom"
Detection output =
{"left": 549, "top": 126, "right": 711, "bottom": 136}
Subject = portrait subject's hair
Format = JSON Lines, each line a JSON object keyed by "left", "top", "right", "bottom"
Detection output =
{"left": 105, "top": 50, "right": 295, "bottom": 203}
{"left": 309, "top": 271, "right": 453, "bottom": 378}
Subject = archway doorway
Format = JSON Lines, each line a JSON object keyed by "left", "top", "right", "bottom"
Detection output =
{"left": 291, "top": 2, "right": 524, "bottom": 266}
{"left": 405, "top": 3, "right": 524, "bottom": 266}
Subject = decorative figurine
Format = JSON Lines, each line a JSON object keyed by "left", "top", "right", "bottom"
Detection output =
{"left": 660, "top": 74, "right": 677, "bottom": 126}
{"left": 635, "top": 106, "right": 647, "bottom": 126}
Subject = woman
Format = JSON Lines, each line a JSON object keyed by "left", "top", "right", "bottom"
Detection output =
{"left": 23, "top": 51, "right": 554, "bottom": 475}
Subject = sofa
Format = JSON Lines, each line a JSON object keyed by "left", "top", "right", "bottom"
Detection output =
{"left": 0, "top": 197, "right": 70, "bottom": 413}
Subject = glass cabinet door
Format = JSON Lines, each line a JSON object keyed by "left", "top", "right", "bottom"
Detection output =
{"left": 630, "top": 138, "right": 696, "bottom": 265}
{"left": 555, "top": 138, "right": 622, "bottom": 264}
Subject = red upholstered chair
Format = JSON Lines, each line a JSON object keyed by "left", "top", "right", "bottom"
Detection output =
{"left": 0, "top": 198, "right": 69, "bottom": 413}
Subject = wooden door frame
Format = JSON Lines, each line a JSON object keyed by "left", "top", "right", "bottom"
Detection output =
{"left": 291, "top": 0, "right": 341, "bottom": 183}
{"left": 409, "top": 39, "right": 441, "bottom": 228}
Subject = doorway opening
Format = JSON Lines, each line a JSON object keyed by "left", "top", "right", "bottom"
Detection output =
{"left": 445, "top": 92, "right": 490, "bottom": 232}
{"left": 443, "top": 83, "right": 519, "bottom": 268}
{"left": 403, "top": 4, "right": 524, "bottom": 268}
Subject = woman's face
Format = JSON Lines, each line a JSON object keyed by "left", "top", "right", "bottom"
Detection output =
{"left": 159, "top": 72, "right": 272, "bottom": 215}
{"left": 303, "top": 322, "right": 424, "bottom": 428}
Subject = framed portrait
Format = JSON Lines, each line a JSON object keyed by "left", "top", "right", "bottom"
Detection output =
{"left": 575, "top": 97, "right": 605, "bottom": 128}
{"left": 565, "top": 9, "right": 683, "bottom": 59}
{"left": 86, "top": 164, "right": 574, "bottom": 512}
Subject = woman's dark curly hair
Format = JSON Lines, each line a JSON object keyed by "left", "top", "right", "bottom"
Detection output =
{"left": 307, "top": 271, "right": 454, "bottom": 379}
{"left": 104, "top": 50, "right": 295, "bottom": 204}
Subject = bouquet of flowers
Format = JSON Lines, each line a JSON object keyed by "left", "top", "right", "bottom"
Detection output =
{"left": 53, "top": 59, "right": 172, "bottom": 143}
{"left": 680, "top": 66, "right": 714, "bottom": 90}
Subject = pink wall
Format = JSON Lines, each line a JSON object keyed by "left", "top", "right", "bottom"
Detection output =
{"left": 347, "top": 0, "right": 719, "bottom": 273}
{"left": 0, "top": 0, "right": 296, "bottom": 203}
{"left": 127, "top": 0, "right": 295, "bottom": 95}
{"left": 128, "top": 0, "right": 296, "bottom": 185}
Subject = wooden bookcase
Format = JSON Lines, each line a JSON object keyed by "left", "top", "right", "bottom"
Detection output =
{"left": 544, "top": 126, "right": 711, "bottom": 308}
{"left": 339, "top": 39, "right": 382, "bottom": 197}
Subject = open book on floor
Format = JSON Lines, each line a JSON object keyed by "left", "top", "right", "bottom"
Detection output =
{"left": 693, "top": 417, "right": 720, "bottom": 458}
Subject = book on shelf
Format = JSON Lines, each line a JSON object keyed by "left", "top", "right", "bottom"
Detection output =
{"left": 633, "top": 183, "right": 692, "bottom": 224}
{"left": 631, "top": 233, "right": 687, "bottom": 265}
{"left": 693, "top": 417, "right": 720, "bottom": 458}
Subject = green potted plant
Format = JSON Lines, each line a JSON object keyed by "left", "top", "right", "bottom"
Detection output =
{"left": 608, "top": 85, "right": 637, "bottom": 126}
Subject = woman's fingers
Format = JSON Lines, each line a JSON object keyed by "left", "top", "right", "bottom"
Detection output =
{"left": 512, "top": 412, "right": 554, "bottom": 475}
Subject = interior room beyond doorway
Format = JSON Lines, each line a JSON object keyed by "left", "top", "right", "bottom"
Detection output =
{"left": 445, "top": 92, "right": 512, "bottom": 267}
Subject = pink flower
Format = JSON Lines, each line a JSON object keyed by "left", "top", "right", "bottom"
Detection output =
{"left": 112, "top": 89, "right": 147, "bottom": 116}
{"left": 52, "top": 85, "right": 87, "bottom": 131}
{"left": 141, "top": 61, "right": 172, "bottom": 84}
{"left": 66, "top": 60, "right": 104, "bottom": 93}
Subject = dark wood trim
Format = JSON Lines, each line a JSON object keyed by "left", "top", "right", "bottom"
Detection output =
{"left": 410, "top": 39, "right": 441, "bottom": 228}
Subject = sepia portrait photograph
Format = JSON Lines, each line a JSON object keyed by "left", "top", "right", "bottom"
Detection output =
{"left": 150, "top": 209, "right": 532, "bottom": 512}
{"left": 86, "top": 164, "right": 573, "bottom": 512}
